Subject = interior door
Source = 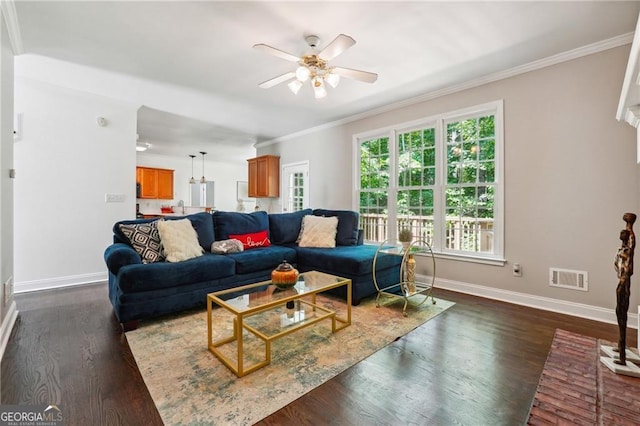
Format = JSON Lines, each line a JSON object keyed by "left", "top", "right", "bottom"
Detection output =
{"left": 281, "top": 162, "right": 309, "bottom": 212}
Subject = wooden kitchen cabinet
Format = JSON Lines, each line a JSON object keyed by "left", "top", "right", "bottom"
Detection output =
{"left": 136, "top": 167, "right": 174, "bottom": 199}
{"left": 247, "top": 155, "right": 279, "bottom": 198}
{"left": 156, "top": 169, "right": 174, "bottom": 199}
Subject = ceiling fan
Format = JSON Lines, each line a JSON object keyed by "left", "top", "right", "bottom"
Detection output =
{"left": 253, "top": 34, "right": 378, "bottom": 99}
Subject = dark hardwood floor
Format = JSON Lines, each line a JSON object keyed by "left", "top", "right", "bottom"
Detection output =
{"left": 2, "top": 283, "right": 635, "bottom": 425}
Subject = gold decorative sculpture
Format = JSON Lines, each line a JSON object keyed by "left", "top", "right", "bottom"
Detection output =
{"left": 406, "top": 254, "right": 416, "bottom": 294}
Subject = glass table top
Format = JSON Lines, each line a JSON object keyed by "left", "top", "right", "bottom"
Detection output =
{"left": 209, "top": 270, "right": 349, "bottom": 314}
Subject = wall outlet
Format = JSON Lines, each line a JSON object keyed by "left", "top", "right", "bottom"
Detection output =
{"left": 105, "top": 193, "right": 126, "bottom": 203}
{"left": 513, "top": 263, "right": 522, "bottom": 277}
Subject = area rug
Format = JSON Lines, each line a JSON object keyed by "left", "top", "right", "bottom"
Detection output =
{"left": 126, "top": 294, "right": 453, "bottom": 425}
{"left": 527, "top": 329, "right": 640, "bottom": 425}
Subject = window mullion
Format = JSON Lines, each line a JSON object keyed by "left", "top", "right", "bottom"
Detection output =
{"left": 388, "top": 129, "right": 398, "bottom": 242}
{"left": 433, "top": 118, "right": 446, "bottom": 253}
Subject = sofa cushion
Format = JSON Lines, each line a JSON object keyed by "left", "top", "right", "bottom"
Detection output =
{"left": 118, "top": 221, "right": 164, "bottom": 264}
{"left": 298, "top": 215, "right": 338, "bottom": 248}
{"left": 229, "top": 230, "right": 270, "bottom": 250}
{"left": 268, "top": 209, "right": 313, "bottom": 244}
{"left": 295, "top": 244, "right": 402, "bottom": 276}
{"left": 171, "top": 212, "right": 215, "bottom": 252}
{"left": 157, "top": 219, "right": 204, "bottom": 262}
{"left": 114, "top": 212, "right": 214, "bottom": 252}
{"left": 313, "top": 209, "right": 360, "bottom": 246}
{"left": 227, "top": 245, "right": 297, "bottom": 275}
{"left": 213, "top": 211, "right": 269, "bottom": 241}
{"left": 116, "top": 253, "right": 235, "bottom": 293}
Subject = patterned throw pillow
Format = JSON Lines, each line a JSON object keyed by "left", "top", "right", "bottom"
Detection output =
{"left": 229, "top": 230, "right": 271, "bottom": 250}
{"left": 157, "top": 219, "right": 204, "bottom": 262}
{"left": 297, "top": 215, "right": 338, "bottom": 248}
{"left": 118, "top": 221, "right": 164, "bottom": 264}
{"left": 211, "top": 239, "right": 245, "bottom": 254}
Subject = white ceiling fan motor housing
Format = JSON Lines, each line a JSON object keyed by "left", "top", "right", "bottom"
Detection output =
{"left": 305, "top": 35, "right": 320, "bottom": 48}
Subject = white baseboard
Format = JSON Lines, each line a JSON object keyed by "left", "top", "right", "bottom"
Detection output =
{"left": 10, "top": 271, "right": 637, "bottom": 329}
{"left": 0, "top": 301, "right": 18, "bottom": 361}
{"left": 14, "top": 272, "right": 108, "bottom": 294}
{"left": 426, "top": 275, "right": 638, "bottom": 329}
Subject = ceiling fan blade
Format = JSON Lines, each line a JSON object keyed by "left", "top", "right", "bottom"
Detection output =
{"left": 332, "top": 66, "right": 378, "bottom": 83}
{"left": 318, "top": 34, "right": 356, "bottom": 61}
{"left": 253, "top": 44, "right": 300, "bottom": 62}
{"left": 258, "top": 71, "right": 296, "bottom": 89}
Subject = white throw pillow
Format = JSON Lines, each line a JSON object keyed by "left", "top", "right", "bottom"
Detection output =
{"left": 297, "top": 215, "right": 338, "bottom": 248}
{"left": 157, "top": 219, "right": 204, "bottom": 262}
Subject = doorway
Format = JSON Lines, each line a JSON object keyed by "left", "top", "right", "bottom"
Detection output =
{"left": 281, "top": 161, "right": 309, "bottom": 212}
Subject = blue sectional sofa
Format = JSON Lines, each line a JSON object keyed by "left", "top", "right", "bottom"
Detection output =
{"left": 104, "top": 208, "right": 402, "bottom": 330}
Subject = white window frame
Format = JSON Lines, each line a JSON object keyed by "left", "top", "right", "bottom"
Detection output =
{"left": 281, "top": 160, "right": 310, "bottom": 212}
{"left": 353, "top": 100, "right": 505, "bottom": 265}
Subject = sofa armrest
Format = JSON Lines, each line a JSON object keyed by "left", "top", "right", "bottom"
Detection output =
{"left": 357, "top": 229, "right": 364, "bottom": 245}
{"left": 104, "top": 243, "right": 142, "bottom": 275}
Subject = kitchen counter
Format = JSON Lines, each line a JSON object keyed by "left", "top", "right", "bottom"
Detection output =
{"left": 138, "top": 209, "right": 209, "bottom": 219}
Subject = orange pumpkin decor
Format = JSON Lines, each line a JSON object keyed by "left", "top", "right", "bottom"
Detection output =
{"left": 271, "top": 260, "right": 299, "bottom": 289}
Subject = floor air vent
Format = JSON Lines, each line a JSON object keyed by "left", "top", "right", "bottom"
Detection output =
{"left": 549, "top": 268, "right": 588, "bottom": 291}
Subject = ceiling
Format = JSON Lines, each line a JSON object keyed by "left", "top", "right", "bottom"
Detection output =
{"left": 12, "top": 1, "right": 640, "bottom": 157}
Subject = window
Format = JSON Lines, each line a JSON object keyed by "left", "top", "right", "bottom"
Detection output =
{"left": 359, "top": 137, "right": 390, "bottom": 241}
{"left": 288, "top": 172, "right": 305, "bottom": 211}
{"left": 355, "top": 101, "right": 503, "bottom": 262}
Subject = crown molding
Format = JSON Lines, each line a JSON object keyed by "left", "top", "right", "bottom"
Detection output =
{"left": 617, "top": 13, "right": 640, "bottom": 123}
{"left": 625, "top": 105, "right": 640, "bottom": 128}
{"left": 0, "top": 0, "right": 24, "bottom": 54}
{"left": 257, "top": 32, "right": 634, "bottom": 148}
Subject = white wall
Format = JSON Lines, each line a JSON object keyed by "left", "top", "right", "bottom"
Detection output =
{"left": 16, "top": 54, "right": 258, "bottom": 138}
{"left": 258, "top": 45, "right": 640, "bottom": 317}
{"left": 11, "top": 55, "right": 256, "bottom": 292}
{"left": 13, "top": 77, "right": 137, "bottom": 291}
{"left": 135, "top": 151, "right": 254, "bottom": 213}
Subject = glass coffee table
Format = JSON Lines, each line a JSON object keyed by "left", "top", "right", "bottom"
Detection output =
{"left": 207, "top": 270, "right": 352, "bottom": 377}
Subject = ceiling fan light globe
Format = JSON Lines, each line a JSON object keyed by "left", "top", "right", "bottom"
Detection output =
{"left": 325, "top": 72, "right": 340, "bottom": 88}
{"left": 313, "top": 84, "right": 327, "bottom": 99}
{"left": 295, "top": 66, "right": 310, "bottom": 82}
{"left": 288, "top": 79, "right": 303, "bottom": 94}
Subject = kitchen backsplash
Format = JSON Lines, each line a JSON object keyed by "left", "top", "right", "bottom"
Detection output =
{"left": 137, "top": 199, "right": 207, "bottom": 215}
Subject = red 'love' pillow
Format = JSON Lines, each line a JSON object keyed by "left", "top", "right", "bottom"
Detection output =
{"left": 229, "top": 230, "right": 271, "bottom": 250}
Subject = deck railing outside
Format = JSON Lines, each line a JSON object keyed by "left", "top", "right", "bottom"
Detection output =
{"left": 360, "top": 213, "right": 494, "bottom": 253}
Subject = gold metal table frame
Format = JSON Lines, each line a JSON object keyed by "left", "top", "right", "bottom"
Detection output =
{"left": 372, "top": 239, "right": 436, "bottom": 316}
{"left": 207, "top": 270, "right": 351, "bottom": 377}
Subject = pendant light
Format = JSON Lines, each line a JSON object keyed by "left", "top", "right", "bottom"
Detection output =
{"left": 188, "top": 154, "right": 196, "bottom": 184}
{"left": 199, "top": 151, "right": 207, "bottom": 184}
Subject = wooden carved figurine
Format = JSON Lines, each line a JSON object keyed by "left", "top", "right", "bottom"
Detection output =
{"left": 614, "top": 212, "right": 636, "bottom": 365}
